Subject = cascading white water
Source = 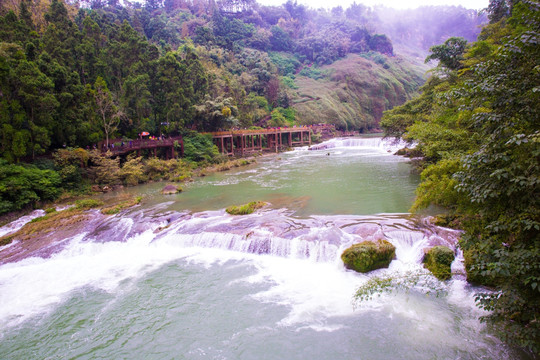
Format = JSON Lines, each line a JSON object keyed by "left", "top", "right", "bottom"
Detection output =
{"left": 309, "top": 137, "right": 411, "bottom": 153}
{"left": 0, "top": 210, "right": 45, "bottom": 239}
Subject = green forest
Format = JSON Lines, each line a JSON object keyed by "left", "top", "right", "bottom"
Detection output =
{"left": 0, "top": 0, "right": 487, "bottom": 161}
{"left": 0, "top": 0, "right": 484, "bottom": 211}
{"left": 381, "top": 0, "right": 539, "bottom": 352}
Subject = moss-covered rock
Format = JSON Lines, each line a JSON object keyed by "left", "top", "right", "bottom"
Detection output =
{"left": 226, "top": 201, "right": 266, "bottom": 215}
{"left": 341, "top": 239, "right": 396, "bottom": 273}
{"left": 423, "top": 246, "right": 455, "bottom": 280}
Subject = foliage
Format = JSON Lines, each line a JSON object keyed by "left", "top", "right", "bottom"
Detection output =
{"left": 212, "top": 11, "right": 255, "bottom": 49}
{"left": 451, "top": 1, "right": 540, "bottom": 351}
{"left": 182, "top": 132, "right": 220, "bottom": 163}
{"left": 0, "top": 159, "right": 62, "bottom": 215}
{"left": 117, "top": 156, "right": 146, "bottom": 186}
{"left": 367, "top": 34, "right": 393, "bottom": 56}
{"left": 381, "top": 0, "right": 540, "bottom": 352}
{"left": 353, "top": 269, "right": 447, "bottom": 304}
{"left": 341, "top": 239, "right": 396, "bottom": 273}
{"left": 381, "top": 76, "right": 445, "bottom": 139}
{"left": 52, "top": 148, "right": 90, "bottom": 189}
{"left": 423, "top": 246, "right": 455, "bottom": 280}
{"left": 193, "top": 96, "right": 239, "bottom": 131}
{"left": 88, "top": 151, "right": 120, "bottom": 185}
{"left": 297, "top": 66, "right": 327, "bottom": 80}
{"left": 411, "top": 159, "right": 464, "bottom": 212}
{"left": 225, "top": 201, "right": 266, "bottom": 215}
{"left": 142, "top": 157, "right": 193, "bottom": 182}
{"left": 268, "top": 107, "right": 295, "bottom": 127}
{"left": 425, "top": 37, "right": 468, "bottom": 70}
{"left": 0, "top": 0, "right": 437, "bottom": 169}
{"left": 269, "top": 51, "right": 300, "bottom": 76}
{"left": 269, "top": 26, "right": 293, "bottom": 52}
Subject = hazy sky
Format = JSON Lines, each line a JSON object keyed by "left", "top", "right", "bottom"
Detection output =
{"left": 257, "top": 0, "right": 490, "bottom": 10}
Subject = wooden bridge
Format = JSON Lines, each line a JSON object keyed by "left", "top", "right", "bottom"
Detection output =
{"left": 99, "top": 125, "right": 334, "bottom": 159}
{"left": 99, "top": 136, "right": 184, "bottom": 158}
{"left": 208, "top": 127, "right": 312, "bottom": 156}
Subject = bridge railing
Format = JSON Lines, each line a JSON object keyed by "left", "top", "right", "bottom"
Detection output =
{"left": 206, "top": 127, "right": 311, "bottom": 137}
{"left": 101, "top": 136, "right": 183, "bottom": 154}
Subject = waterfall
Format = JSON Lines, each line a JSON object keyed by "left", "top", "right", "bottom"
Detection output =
{"left": 143, "top": 210, "right": 461, "bottom": 269}
{"left": 309, "top": 137, "right": 410, "bottom": 153}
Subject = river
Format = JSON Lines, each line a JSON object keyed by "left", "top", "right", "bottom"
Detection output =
{"left": 0, "top": 137, "right": 528, "bottom": 359}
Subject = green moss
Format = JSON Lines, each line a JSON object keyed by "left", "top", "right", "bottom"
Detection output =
{"left": 101, "top": 196, "right": 143, "bottom": 215}
{"left": 0, "top": 235, "right": 14, "bottom": 247}
{"left": 75, "top": 199, "right": 104, "bottom": 209}
{"left": 423, "top": 246, "right": 455, "bottom": 280}
{"left": 30, "top": 215, "right": 48, "bottom": 223}
{"left": 341, "top": 239, "right": 396, "bottom": 273}
{"left": 226, "top": 201, "right": 266, "bottom": 215}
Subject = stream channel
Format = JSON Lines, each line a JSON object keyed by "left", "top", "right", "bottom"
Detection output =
{"left": 0, "top": 137, "right": 529, "bottom": 359}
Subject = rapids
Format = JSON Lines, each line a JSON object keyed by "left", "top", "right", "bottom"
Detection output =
{"left": 0, "top": 137, "right": 529, "bottom": 359}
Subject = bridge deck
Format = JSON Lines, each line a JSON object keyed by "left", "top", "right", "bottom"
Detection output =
{"left": 206, "top": 127, "right": 312, "bottom": 155}
{"left": 100, "top": 136, "right": 183, "bottom": 158}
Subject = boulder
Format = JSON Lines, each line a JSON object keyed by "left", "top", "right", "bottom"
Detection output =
{"left": 341, "top": 239, "right": 396, "bottom": 273}
{"left": 161, "top": 184, "right": 182, "bottom": 195}
{"left": 423, "top": 246, "right": 455, "bottom": 280}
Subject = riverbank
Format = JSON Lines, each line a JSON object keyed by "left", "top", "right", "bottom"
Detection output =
{"left": 0, "top": 135, "right": 402, "bottom": 264}
{"left": 0, "top": 155, "right": 261, "bottom": 256}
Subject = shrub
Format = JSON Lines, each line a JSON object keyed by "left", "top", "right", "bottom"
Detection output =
{"left": 182, "top": 132, "right": 221, "bottom": 163}
{"left": 88, "top": 152, "right": 121, "bottom": 185}
{"left": 118, "top": 157, "right": 146, "bottom": 186}
{"left": 144, "top": 157, "right": 169, "bottom": 181}
{"left": 341, "top": 239, "right": 396, "bottom": 273}
{"left": 0, "top": 160, "right": 62, "bottom": 215}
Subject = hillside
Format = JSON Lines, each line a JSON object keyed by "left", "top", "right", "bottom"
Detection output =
{"left": 0, "top": 0, "right": 484, "bottom": 161}
{"left": 291, "top": 53, "right": 427, "bottom": 130}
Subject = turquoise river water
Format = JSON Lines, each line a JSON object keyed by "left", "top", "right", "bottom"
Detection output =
{"left": 0, "top": 137, "right": 530, "bottom": 359}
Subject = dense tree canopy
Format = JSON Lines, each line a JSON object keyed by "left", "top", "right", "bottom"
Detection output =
{"left": 381, "top": 0, "right": 539, "bottom": 353}
{"left": 0, "top": 0, "right": 485, "bottom": 214}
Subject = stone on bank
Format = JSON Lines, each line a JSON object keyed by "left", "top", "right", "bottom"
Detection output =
{"left": 162, "top": 184, "right": 183, "bottom": 195}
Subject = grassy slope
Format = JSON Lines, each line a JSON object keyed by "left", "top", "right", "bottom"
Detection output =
{"left": 292, "top": 53, "right": 428, "bottom": 131}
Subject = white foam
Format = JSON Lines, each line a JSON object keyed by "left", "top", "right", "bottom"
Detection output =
{"left": 0, "top": 210, "right": 45, "bottom": 238}
{"left": 249, "top": 257, "right": 364, "bottom": 327}
{"left": 0, "top": 230, "right": 180, "bottom": 330}
{"left": 313, "top": 137, "right": 410, "bottom": 154}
